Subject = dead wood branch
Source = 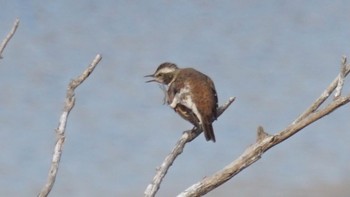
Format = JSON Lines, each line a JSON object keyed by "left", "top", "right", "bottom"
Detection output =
{"left": 37, "top": 54, "right": 102, "bottom": 197}
{"left": 144, "top": 97, "right": 236, "bottom": 197}
{"left": 0, "top": 18, "right": 19, "bottom": 59}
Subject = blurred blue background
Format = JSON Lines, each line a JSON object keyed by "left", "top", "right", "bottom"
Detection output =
{"left": 1, "top": 1, "right": 350, "bottom": 196}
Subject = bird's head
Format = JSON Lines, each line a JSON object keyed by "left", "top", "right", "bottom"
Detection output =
{"left": 145, "top": 62, "right": 179, "bottom": 85}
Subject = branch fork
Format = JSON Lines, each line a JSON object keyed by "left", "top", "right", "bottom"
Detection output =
{"left": 145, "top": 97, "right": 236, "bottom": 197}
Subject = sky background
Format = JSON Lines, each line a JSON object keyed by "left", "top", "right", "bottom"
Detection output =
{"left": 1, "top": 1, "right": 350, "bottom": 197}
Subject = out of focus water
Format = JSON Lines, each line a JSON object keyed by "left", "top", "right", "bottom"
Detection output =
{"left": 1, "top": 1, "right": 350, "bottom": 196}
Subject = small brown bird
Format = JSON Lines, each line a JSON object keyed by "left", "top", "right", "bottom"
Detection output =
{"left": 145, "top": 62, "right": 218, "bottom": 142}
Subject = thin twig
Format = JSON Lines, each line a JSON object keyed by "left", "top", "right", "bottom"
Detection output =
{"left": 292, "top": 56, "right": 350, "bottom": 124}
{"left": 0, "top": 18, "right": 20, "bottom": 59}
{"left": 37, "top": 54, "right": 102, "bottom": 197}
{"left": 144, "top": 97, "right": 235, "bottom": 197}
{"left": 334, "top": 56, "right": 347, "bottom": 99}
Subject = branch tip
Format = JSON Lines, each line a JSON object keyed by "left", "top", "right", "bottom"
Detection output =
{"left": 334, "top": 56, "right": 348, "bottom": 99}
{"left": 341, "top": 55, "right": 347, "bottom": 65}
{"left": 0, "top": 18, "right": 20, "bottom": 59}
{"left": 217, "top": 96, "right": 236, "bottom": 116}
{"left": 256, "top": 126, "right": 269, "bottom": 142}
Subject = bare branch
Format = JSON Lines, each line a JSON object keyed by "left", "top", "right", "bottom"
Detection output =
{"left": 37, "top": 54, "right": 102, "bottom": 197}
{"left": 179, "top": 95, "right": 350, "bottom": 196}
{"left": 178, "top": 58, "right": 350, "bottom": 197}
{"left": 0, "top": 18, "right": 19, "bottom": 59}
{"left": 292, "top": 56, "right": 350, "bottom": 124}
{"left": 334, "top": 56, "right": 347, "bottom": 99}
{"left": 144, "top": 97, "right": 235, "bottom": 197}
{"left": 217, "top": 96, "right": 236, "bottom": 117}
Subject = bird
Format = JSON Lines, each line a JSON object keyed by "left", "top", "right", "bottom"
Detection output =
{"left": 145, "top": 62, "right": 218, "bottom": 142}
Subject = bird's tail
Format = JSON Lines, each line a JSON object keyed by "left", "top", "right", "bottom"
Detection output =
{"left": 202, "top": 122, "right": 216, "bottom": 142}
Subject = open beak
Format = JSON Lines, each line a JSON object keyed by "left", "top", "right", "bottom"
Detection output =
{"left": 144, "top": 74, "right": 156, "bottom": 83}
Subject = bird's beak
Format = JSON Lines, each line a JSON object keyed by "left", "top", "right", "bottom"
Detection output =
{"left": 144, "top": 74, "right": 156, "bottom": 83}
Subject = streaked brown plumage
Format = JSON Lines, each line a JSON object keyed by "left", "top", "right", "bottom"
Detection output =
{"left": 146, "top": 62, "right": 218, "bottom": 142}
